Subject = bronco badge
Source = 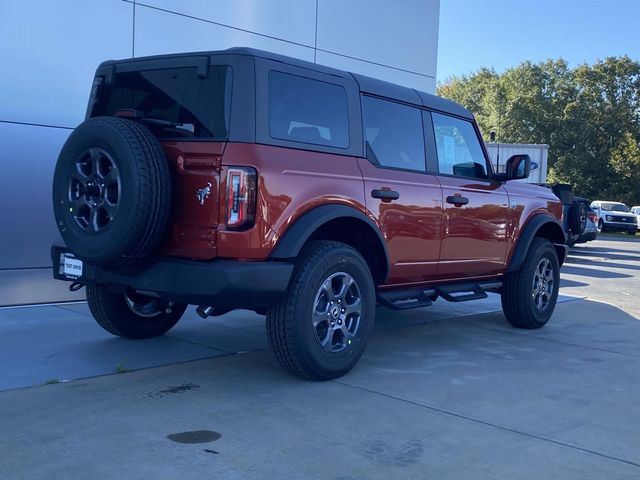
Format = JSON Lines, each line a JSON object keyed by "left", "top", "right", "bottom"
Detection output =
{"left": 196, "top": 182, "right": 212, "bottom": 205}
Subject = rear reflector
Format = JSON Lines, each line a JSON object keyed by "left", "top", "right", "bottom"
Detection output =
{"left": 225, "top": 167, "right": 257, "bottom": 230}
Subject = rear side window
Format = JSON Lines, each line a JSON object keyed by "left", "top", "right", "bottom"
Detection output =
{"left": 432, "top": 113, "right": 488, "bottom": 179}
{"left": 92, "top": 66, "right": 233, "bottom": 140}
{"left": 362, "top": 96, "right": 425, "bottom": 172}
{"left": 268, "top": 71, "right": 349, "bottom": 148}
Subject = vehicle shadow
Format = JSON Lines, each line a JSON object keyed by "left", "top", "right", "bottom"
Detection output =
{"left": 558, "top": 265, "right": 632, "bottom": 279}
{"left": 365, "top": 298, "right": 640, "bottom": 361}
{"left": 563, "top": 256, "right": 640, "bottom": 272}
{"left": 570, "top": 249, "right": 640, "bottom": 262}
{"left": 559, "top": 278, "right": 590, "bottom": 288}
{"left": 572, "top": 244, "right": 640, "bottom": 257}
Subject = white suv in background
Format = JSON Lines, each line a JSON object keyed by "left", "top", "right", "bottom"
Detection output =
{"left": 591, "top": 201, "right": 637, "bottom": 235}
{"left": 632, "top": 206, "right": 640, "bottom": 223}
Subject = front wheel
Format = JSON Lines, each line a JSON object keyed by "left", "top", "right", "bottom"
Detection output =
{"left": 597, "top": 220, "right": 604, "bottom": 233}
{"left": 87, "top": 285, "right": 187, "bottom": 339}
{"left": 501, "top": 238, "right": 560, "bottom": 329}
{"left": 266, "top": 241, "right": 376, "bottom": 380}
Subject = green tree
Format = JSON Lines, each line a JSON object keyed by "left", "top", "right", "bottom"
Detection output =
{"left": 437, "top": 56, "right": 640, "bottom": 204}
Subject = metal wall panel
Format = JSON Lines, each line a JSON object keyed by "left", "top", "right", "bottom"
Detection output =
{"left": 0, "top": 270, "right": 85, "bottom": 307}
{"left": 138, "top": 0, "right": 317, "bottom": 47}
{"left": 0, "top": 123, "right": 70, "bottom": 268}
{"left": 485, "top": 144, "right": 549, "bottom": 183}
{"left": 315, "top": 50, "right": 436, "bottom": 93}
{"left": 0, "top": 0, "right": 132, "bottom": 128}
{"left": 0, "top": 0, "right": 440, "bottom": 305}
{"left": 316, "top": 0, "right": 439, "bottom": 81}
{"left": 134, "top": 4, "right": 315, "bottom": 61}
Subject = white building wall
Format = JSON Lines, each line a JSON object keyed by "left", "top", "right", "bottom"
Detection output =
{"left": 0, "top": 0, "right": 439, "bottom": 305}
{"left": 485, "top": 143, "right": 549, "bottom": 184}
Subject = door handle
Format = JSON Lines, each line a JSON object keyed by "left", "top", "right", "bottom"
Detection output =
{"left": 371, "top": 189, "right": 400, "bottom": 201}
{"left": 446, "top": 195, "right": 469, "bottom": 206}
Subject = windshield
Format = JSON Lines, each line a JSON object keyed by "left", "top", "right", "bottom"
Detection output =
{"left": 600, "top": 202, "right": 630, "bottom": 212}
{"left": 91, "top": 65, "right": 233, "bottom": 140}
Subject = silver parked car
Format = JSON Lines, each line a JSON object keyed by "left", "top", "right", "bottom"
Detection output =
{"left": 591, "top": 201, "right": 638, "bottom": 235}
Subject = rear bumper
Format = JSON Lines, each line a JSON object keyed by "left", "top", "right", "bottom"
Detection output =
{"left": 51, "top": 245, "right": 293, "bottom": 310}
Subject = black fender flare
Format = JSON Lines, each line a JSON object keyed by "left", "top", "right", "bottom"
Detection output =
{"left": 270, "top": 204, "right": 390, "bottom": 281}
{"left": 507, "top": 214, "right": 568, "bottom": 273}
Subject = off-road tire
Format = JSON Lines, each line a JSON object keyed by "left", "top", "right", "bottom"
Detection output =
{"left": 501, "top": 238, "right": 560, "bottom": 329}
{"left": 87, "top": 285, "right": 186, "bottom": 339}
{"left": 52, "top": 116, "right": 172, "bottom": 265}
{"left": 266, "top": 241, "right": 376, "bottom": 380}
{"left": 568, "top": 201, "right": 587, "bottom": 234}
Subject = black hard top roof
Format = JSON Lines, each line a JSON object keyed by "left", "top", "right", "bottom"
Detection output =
{"left": 101, "top": 47, "right": 474, "bottom": 120}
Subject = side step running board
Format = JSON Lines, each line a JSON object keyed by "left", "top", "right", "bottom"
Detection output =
{"left": 377, "top": 281, "right": 502, "bottom": 311}
{"left": 377, "top": 288, "right": 433, "bottom": 310}
{"left": 435, "top": 284, "right": 487, "bottom": 302}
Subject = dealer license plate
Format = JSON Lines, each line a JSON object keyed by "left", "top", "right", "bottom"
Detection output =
{"left": 60, "top": 253, "right": 83, "bottom": 279}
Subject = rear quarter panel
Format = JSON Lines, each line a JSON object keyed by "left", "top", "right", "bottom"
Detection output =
{"left": 217, "top": 142, "right": 368, "bottom": 259}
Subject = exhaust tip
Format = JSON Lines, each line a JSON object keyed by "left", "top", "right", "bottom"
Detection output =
{"left": 196, "top": 305, "right": 214, "bottom": 319}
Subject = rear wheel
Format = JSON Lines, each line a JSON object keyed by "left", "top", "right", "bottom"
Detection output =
{"left": 627, "top": 230, "right": 637, "bottom": 235}
{"left": 501, "top": 238, "right": 560, "bottom": 329}
{"left": 87, "top": 285, "right": 186, "bottom": 339}
{"left": 266, "top": 241, "right": 376, "bottom": 380}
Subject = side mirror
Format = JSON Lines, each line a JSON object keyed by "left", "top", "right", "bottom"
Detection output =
{"left": 506, "top": 154, "right": 531, "bottom": 180}
{"left": 494, "top": 154, "right": 531, "bottom": 182}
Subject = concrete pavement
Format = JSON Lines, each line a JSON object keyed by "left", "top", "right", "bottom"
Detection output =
{"left": 1, "top": 237, "right": 639, "bottom": 479}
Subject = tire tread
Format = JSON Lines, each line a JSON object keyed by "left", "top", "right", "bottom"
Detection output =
{"left": 266, "top": 241, "right": 371, "bottom": 380}
{"left": 502, "top": 237, "right": 559, "bottom": 329}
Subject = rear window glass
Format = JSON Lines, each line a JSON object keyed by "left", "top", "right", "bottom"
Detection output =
{"left": 268, "top": 71, "right": 349, "bottom": 148}
{"left": 92, "top": 66, "right": 233, "bottom": 140}
{"left": 362, "top": 96, "right": 426, "bottom": 172}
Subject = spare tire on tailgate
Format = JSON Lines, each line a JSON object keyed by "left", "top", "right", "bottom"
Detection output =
{"left": 52, "top": 116, "right": 171, "bottom": 265}
{"left": 568, "top": 200, "right": 588, "bottom": 235}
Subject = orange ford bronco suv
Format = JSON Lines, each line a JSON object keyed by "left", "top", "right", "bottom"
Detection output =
{"left": 52, "top": 48, "right": 567, "bottom": 380}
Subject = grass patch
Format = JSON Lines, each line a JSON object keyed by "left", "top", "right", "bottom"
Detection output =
{"left": 115, "top": 362, "right": 130, "bottom": 374}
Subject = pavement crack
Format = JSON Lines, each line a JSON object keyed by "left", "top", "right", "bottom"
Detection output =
{"left": 333, "top": 380, "right": 640, "bottom": 469}
{"left": 164, "top": 334, "right": 230, "bottom": 353}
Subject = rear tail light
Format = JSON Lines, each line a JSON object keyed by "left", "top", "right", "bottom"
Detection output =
{"left": 225, "top": 167, "right": 257, "bottom": 230}
{"left": 587, "top": 212, "right": 596, "bottom": 222}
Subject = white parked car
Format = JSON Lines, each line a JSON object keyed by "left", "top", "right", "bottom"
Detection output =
{"left": 590, "top": 201, "right": 638, "bottom": 235}
{"left": 631, "top": 206, "right": 640, "bottom": 223}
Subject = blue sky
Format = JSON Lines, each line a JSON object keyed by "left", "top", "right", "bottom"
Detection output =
{"left": 437, "top": 0, "right": 640, "bottom": 82}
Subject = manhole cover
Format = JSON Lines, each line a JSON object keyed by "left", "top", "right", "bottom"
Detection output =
{"left": 167, "top": 430, "right": 221, "bottom": 444}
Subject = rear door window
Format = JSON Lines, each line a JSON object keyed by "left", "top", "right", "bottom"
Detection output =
{"left": 431, "top": 113, "right": 489, "bottom": 179}
{"left": 268, "top": 71, "right": 349, "bottom": 148}
{"left": 92, "top": 66, "right": 233, "bottom": 140}
{"left": 362, "top": 96, "right": 426, "bottom": 172}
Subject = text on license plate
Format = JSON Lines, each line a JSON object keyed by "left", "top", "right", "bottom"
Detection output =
{"left": 62, "top": 254, "right": 83, "bottom": 278}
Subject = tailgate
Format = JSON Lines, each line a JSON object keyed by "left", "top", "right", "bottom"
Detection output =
{"left": 158, "top": 141, "right": 225, "bottom": 259}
